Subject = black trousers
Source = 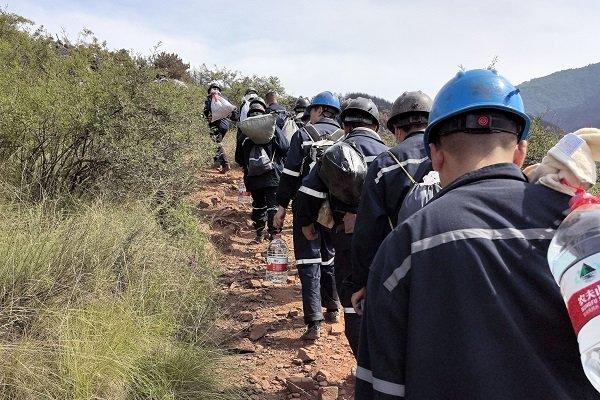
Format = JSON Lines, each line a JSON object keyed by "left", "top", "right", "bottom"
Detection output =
{"left": 332, "top": 225, "right": 360, "bottom": 358}
{"left": 250, "top": 187, "right": 278, "bottom": 235}
{"left": 210, "top": 129, "right": 229, "bottom": 167}
{"left": 292, "top": 207, "right": 338, "bottom": 324}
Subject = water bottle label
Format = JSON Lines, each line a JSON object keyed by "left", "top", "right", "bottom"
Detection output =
{"left": 267, "top": 256, "right": 288, "bottom": 273}
{"left": 563, "top": 254, "right": 600, "bottom": 334}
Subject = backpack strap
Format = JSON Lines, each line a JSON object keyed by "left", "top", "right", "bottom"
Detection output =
{"left": 303, "top": 124, "right": 321, "bottom": 142}
{"left": 329, "top": 128, "right": 345, "bottom": 142}
{"left": 386, "top": 150, "right": 418, "bottom": 185}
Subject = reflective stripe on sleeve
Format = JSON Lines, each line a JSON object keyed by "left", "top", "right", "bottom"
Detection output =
{"left": 321, "top": 258, "right": 335, "bottom": 266}
{"left": 384, "top": 227, "right": 556, "bottom": 292}
{"left": 356, "top": 366, "right": 405, "bottom": 397}
{"left": 283, "top": 168, "right": 300, "bottom": 177}
{"left": 383, "top": 255, "right": 411, "bottom": 291}
{"left": 344, "top": 307, "right": 356, "bottom": 314}
{"left": 296, "top": 258, "right": 322, "bottom": 265}
{"left": 299, "top": 186, "right": 327, "bottom": 199}
{"left": 374, "top": 157, "right": 428, "bottom": 184}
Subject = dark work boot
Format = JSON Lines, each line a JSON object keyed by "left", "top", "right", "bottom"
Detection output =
{"left": 324, "top": 309, "right": 340, "bottom": 324}
{"left": 301, "top": 321, "right": 321, "bottom": 341}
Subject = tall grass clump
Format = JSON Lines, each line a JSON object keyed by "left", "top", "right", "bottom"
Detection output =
{"left": 0, "top": 200, "right": 236, "bottom": 399}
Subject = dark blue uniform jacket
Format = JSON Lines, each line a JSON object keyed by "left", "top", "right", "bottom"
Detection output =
{"left": 295, "top": 127, "right": 388, "bottom": 227}
{"left": 234, "top": 126, "right": 289, "bottom": 192}
{"left": 351, "top": 132, "right": 429, "bottom": 289}
{"left": 276, "top": 118, "right": 341, "bottom": 208}
{"left": 356, "top": 163, "right": 599, "bottom": 400}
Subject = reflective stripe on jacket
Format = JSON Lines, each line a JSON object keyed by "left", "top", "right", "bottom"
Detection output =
{"left": 356, "top": 163, "right": 598, "bottom": 400}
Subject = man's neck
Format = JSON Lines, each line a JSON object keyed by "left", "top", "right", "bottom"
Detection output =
{"left": 442, "top": 155, "right": 514, "bottom": 187}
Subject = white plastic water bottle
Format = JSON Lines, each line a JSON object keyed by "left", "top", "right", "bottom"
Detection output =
{"left": 237, "top": 180, "right": 252, "bottom": 204}
{"left": 266, "top": 234, "right": 288, "bottom": 284}
{"left": 548, "top": 200, "right": 600, "bottom": 392}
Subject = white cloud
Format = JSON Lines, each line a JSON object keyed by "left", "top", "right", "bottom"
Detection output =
{"left": 6, "top": 0, "right": 600, "bottom": 101}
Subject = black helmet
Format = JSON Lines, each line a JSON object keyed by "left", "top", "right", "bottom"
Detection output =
{"left": 245, "top": 87, "right": 258, "bottom": 96}
{"left": 294, "top": 96, "right": 310, "bottom": 111}
{"left": 340, "top": 97, "right": 379, "bottom": 128}
{"left": 248, "top": 97, "right": 267, "bottom": 115}
{"left": 207, "top": 82, "right": 221, "bottom": 94}
{"left": 386, "top": 91, "right": 432, "bottom": 131}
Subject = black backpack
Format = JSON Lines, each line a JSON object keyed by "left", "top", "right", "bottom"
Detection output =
{"left": 247, "top": 144, "right": 276, "bottom": 177}
{"left": 318, "top": 141, "right": 368, "bottom": 206}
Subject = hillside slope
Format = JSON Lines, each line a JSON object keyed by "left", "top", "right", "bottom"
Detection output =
{"left": 518, "top": 62, "right": 600, "bottom": 131}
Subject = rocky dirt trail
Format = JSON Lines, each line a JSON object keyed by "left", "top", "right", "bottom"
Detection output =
{"left": 191, "top": 167, "right": 356, "bottom": 400}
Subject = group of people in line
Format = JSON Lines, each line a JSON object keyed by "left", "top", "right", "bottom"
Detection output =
{"left": 203, "top": 69, "right": 600, "bottom": 399}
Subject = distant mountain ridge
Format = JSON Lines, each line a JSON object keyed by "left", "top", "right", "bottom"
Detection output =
{"left": 344, "top": 92, "right": 392, "bottom": 111}
{"left": 518, "top": 62, "right": 600, "bottom": 132}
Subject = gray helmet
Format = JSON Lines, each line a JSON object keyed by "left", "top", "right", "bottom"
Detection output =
{"left": 207, "top": 82, "right": 221, "bottom": 94}
{"left": 386, "top": 91, "right": 432, "bottom": 131}
{"left": 245, "top": 87, "right": 258, "bottom": 96}
{"left": 340, "top": 97, "right": 380, "bottom": 128}
{"left": 340, "top": 98, "right": 351, "bottom": 114}
{"left": 248, "top": 97, "right": 267, "bottom": 115}
{"left": 294, "top": 96, "right": 310, "bottom": 111}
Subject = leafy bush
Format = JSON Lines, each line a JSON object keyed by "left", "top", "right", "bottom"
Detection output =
{"left": 0, "top": 12, "right": 212, "bottom": 202}
{"left": 0, "top": 200, "right": 236, "bottom": 399}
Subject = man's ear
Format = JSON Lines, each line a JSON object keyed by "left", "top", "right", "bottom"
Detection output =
{"left": 513, "top": 140, "right": 527, "bottom": 167}
{"left": 429, "top": 143, "right": 444, "bottom": 172}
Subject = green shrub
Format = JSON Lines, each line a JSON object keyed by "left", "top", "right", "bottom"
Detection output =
{"left": 0, "top": 12, "right": 212, "bottom": 202}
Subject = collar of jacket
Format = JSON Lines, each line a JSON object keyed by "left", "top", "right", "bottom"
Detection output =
{"left": 315, "top": 117, "right": 341, "bottom": 128}
{"left": 432, "top": 163, "right": 527, "bottom": 202}
{"left": 405, "top": 130, "right": 425, "bottom": 140}
{"left": 346, "top": 127, "right": 384, "bottom": 143}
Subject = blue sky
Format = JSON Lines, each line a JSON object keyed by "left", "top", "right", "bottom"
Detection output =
{"left": 6, "top": 0, "right": 600, "bottom": 101}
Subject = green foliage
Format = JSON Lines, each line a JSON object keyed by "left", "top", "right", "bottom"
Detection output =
{"left": 0, "top": 200, "right": 237, "bottom": 399}
{"left": 0, "top": 12, "right": 246, "bottom": 399}
{"left": 524, "top": 117, "right": 562, "bottom": 167}
{"left": 0, "top": 12, "right": 212, "bottom": 202}
{"left": 152, "top": 51, "right": 192, "bottom": 82}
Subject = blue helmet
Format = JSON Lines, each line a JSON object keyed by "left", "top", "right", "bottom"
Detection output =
{"left": 424, "top": 69, "right": 531, "bottom": 151}
{"left": 308, "top": 91, "right": 341, "bottom": 113}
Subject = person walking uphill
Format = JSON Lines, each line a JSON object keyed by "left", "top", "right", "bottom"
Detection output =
{"left": 355, "top": 69, "right": 600, "bottom": 400}
{"left": 203, "top": 82, "right": 235, "bottom": 172}
{"left": 293, "top": 96, "right": 311, "bottom": 128}
{"left": 235, "top": 97, "right": 290, "bottom": 242}
{"left": 239, "top": 87, "right": 259, "bottom": 122}
{"left": 350, "top": 91, "right": 432, "bottom": 313}
{"left": 295, "top": 97, "right": 388, "bottom": 356}
{"left": 273, "top": 91, "right": 344, "bottom": 340}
